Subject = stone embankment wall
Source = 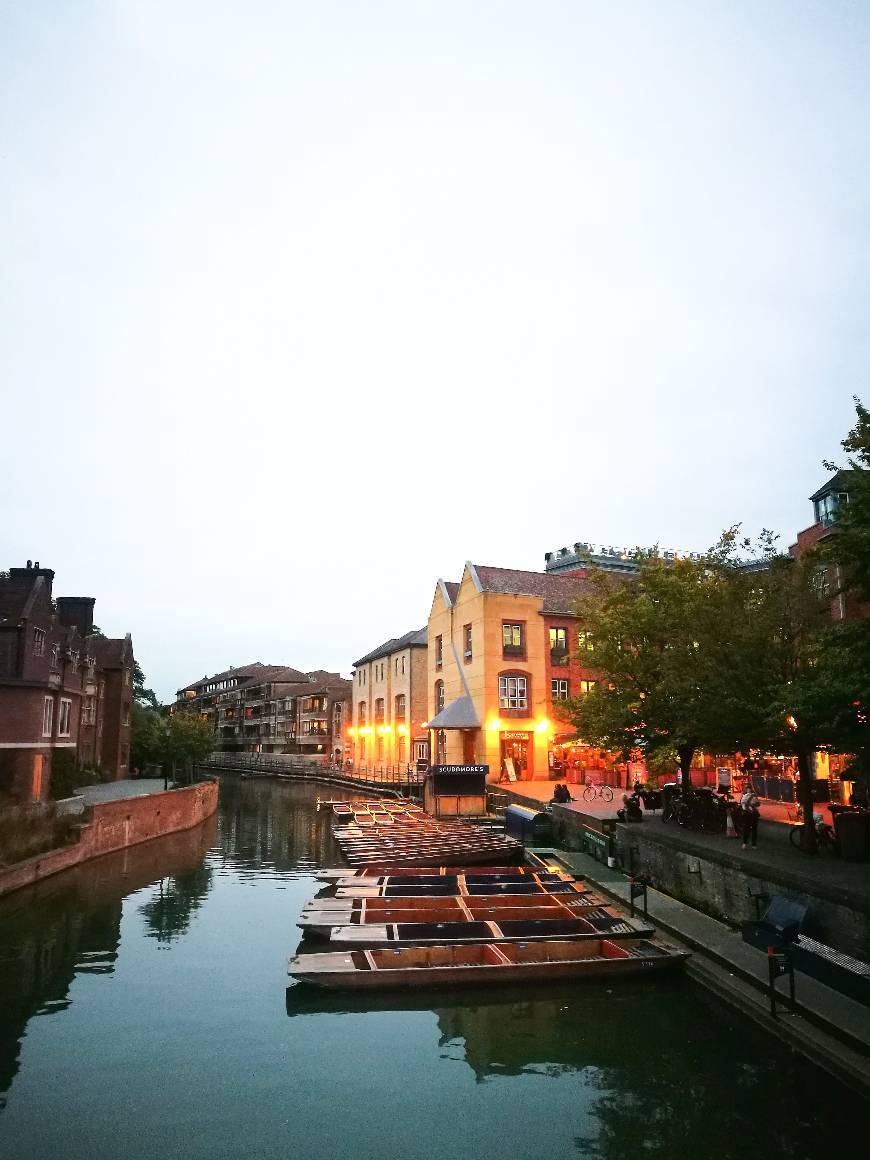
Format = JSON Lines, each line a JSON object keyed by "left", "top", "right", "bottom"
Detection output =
{"left": 0, "top": 780, "right": 218, "bottom": 897}
{"left": 548, "top": 804, "right": 870, "bottom": 960}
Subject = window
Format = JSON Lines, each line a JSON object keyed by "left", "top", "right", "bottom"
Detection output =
{"left": 376, "top": 737, "right": 384, "bottom": 762}
{"left": 123, "top": 706, "right": 130, "bottom": 726}
{"left": 33, "top": 628, "right": 46, "bottom": 657}
{"left": 552, "top": 679, "right": 569, "bottom": 700}
{"left": 435, "top": 635, "right": 443, "bottom": 669}
{"left": 374, "top": 698, "right": 385, "bottom": 724}
{"left": 303, "top": 720, "right": 328, "bottom": 735}
{"left": 499, "top": 674, "right": 528, "bottom": 710}
{"left": 401, "top": 655, "right": 405, "bottom": 675}
{"left": 549, "top": 627, "right": 567, "bottom": 652}
{"left": 578, "top": 630, "right": 594, "bottom": 652}
{"left": 463, "top": 624, "right": 473, "bottom": 660}
{"left": 124, "top": 668, "right": 131, "bottom": 686}
{"left": 397, "top": 736, "right": 406, "bottom": 764}
{"left": 434, "top": 680, "right": 445, "bottom": 713}
{"left": 69, "top": 650, "right": 79, "bottom": 668}
{"left": 50, "top": 644, "right": 60, "bottom": 668}
{"left": 58, "top": 698, "right": 72, "bottom": 736}
{"left": 43, "top": 697, "right": 53, "bottom": 737}
{"left": 358, "top": 701, "right": 367, "bottom": 727}
{"left": 82, "top": 698, "right": 95, "bottom": 725}
{"left": 395, "top": 693, "right": 406, "bottom": 721}
{"left": 395, "top": 657, "right": 399, "bottom": 675}
{"left": 502, "top": 623, "right": 524, "bottom": 657}
{"left": 579, "top": 680, "right": 597, "bottom": 695}
{"left": 333, "top": 703, "right": 343, "bottom": 730}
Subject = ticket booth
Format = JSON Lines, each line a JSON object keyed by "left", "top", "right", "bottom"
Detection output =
{"left": 424, "top": 764, "right": 489, "bottom": 818}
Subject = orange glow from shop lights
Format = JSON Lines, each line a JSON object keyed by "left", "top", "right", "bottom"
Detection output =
{"left": 535, "top": 718, "right": 550, "bottom": 733}
{"left": 347, "top": 727, "right": 357, "bottom": 737}
{"left": 397, "top": 724, "right": 408, "bottom": 735}
{"left": 487, "top": 718, "right": 502, "bottom": 731}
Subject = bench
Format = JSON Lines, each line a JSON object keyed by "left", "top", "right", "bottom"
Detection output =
{"left": 741, "top": 894, "right": 807, "bottom": 951}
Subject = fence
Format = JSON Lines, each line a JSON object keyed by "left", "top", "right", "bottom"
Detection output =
{"left": 199, "top": 752, "right": 425, "bottom": 794}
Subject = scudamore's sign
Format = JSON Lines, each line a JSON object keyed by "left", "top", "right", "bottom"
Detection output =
{"left": 430, "top": 765, "right": 489, "bottom": 776}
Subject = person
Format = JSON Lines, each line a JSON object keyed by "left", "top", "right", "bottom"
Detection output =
{"left": 551, "top": 783, "right": 573, "bottom": 804}
{"left": 617, "top": 791, "right": 642, "bottom": 823}
{"left": 740, "top": 786, "right": 761, "bottom": 849}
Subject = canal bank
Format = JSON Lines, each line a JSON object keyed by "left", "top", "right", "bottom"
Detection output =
{"left": 0, "top": 778, "right": 218, "bottom": 897}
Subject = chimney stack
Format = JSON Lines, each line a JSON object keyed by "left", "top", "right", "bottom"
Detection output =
{"left": 56, "top": 596, "right": 96, "bottom": 637}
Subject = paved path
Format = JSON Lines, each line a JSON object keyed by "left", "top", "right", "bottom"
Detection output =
{"left": 73, "top": 779, "right": 173, "bottom": 804}
{"left": 532, "top": 844, "right": 870, "bottom": 1093}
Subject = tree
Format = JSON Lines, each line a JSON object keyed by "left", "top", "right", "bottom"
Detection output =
{"left": 822, "top": 396, "right": 870, "bottom": 602}
{"left": 133, "top": 660, "right": 160, "bottom": 710}
{"left": 164, "top": 713, "right": 215, "bottom": 778}
{"left": 131, "top": 704, "right": 168, "bottom": 770}
{"left": 564, "top": 531, "right": 769, "bottom": 788}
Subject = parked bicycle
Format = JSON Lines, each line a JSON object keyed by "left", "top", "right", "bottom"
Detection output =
{"left": 789, "top": 813, "right": 839, "bottom": 855}
{"left": 583, "top": 783, "right": 614, "bottom": 804}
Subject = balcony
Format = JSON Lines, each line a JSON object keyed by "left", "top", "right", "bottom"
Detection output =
{"left": 502, "top": 645, "right": 524, "bottom": 660}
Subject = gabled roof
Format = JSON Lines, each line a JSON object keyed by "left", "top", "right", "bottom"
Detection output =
{"left": 809, "top": 470, "right": 858, "bottom": 504}
{"left": 298, "top": 676, "right": 353, "bottom": 698}
{"left": 353, "top": 627, "right": 427, "bottom": 668}
{"left": 94, "top": 634, "right": 133, "bottom": 669}
{"left": 468, "top": 563, "right": 598, "bottom": 616}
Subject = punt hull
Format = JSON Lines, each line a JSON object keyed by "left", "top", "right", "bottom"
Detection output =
{"left": 322, "top": 920, "right": 656, "bottom": 947}
{"left": 288, "top": 940, "right": 688, "bottom": 991}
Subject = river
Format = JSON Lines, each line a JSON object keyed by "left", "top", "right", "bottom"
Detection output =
{"left": 0, "top": 776, "right": 866, "bottom": 1160}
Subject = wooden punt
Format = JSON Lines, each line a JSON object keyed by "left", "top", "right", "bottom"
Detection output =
{"left": 302, "top": 891, "right": 601, "bottom": 915}
{"left": 288, "top": 938, "right": 689, "bottom": 990}
{"left": 328, "top": 871, "right": 573, "bottom": 890}
{"left": 317, "top": 865, "right": 536, "bottom": 880}
{"left": 333, "top": 878, "right": 590, "bottom": 900}
{"left": 323, "top": 911, "right": 655, "bottom": 947}
{"left": 299, "top": 897, "right": 618, "bottom": 936}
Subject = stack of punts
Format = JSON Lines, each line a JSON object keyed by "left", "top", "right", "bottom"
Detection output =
{"left": 331, "top": 814, "right": 524, "bottom": 868}
{"left": 317, "top": 864, "right": 534, "bottom": 880}
{"left": 288, "top": 938, "right": 689, "bottom": 990}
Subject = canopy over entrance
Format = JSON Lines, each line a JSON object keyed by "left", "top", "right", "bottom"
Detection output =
{"left": 425, "top": 695, "right": 481, "bottom": 730}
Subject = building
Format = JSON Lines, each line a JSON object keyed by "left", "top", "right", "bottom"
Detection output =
{"left": 0, "top": 562, "right": 134, "bottom": 800}
{"left": 175, "top": 663, "right": 351, "bottom": 759}
{"left": 790, "top": 470, "right": 868, "bottom": 621}
{"left": 425, "top": 564, "right": 599, "bottom": 782}
{"left": 350, "top": 629, "right": 429, "bottom": 771}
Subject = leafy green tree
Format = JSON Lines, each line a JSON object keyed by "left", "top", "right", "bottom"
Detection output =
{"left": 165, "top": 713, "right": 215, "bottom": 776}
{"left": 564, "top": 531, "right": 769, "bottom": 787}
{"left": 133, "top": 659, "right": 160, "bottom": 710}
{"left": 131, "top": 704, "right": 168, "bottom": 770}
{"left": 822, "top": 396, "right": 870, "bottom": 602}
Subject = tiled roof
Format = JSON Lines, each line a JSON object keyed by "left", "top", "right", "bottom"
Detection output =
{"left": 353, "top": 627, "right": 427, "bottom": 668}
{"left": 471, "top": 564, "right": 597, "bottom": 614}
{"left": 298, "top": 676, "right": 353, "bottom": 697}
{"left": 809, "top": 469, "right": 858, "bottom": 503}
{"left": 444, "top": 581, "right": 460, "bottom": 602}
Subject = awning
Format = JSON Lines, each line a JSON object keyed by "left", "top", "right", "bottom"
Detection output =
{"left": 425, "top": 695, "right": 481, "bottom": 730}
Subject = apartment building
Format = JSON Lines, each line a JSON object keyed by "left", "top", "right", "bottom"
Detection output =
{"left": 350, "top": 629, "right": 428, "bottom": 770}
{"left": 425, "top": 563, "right": 597, "bottom": 781}
{"left": 790, "top": 470, "right": 869, "bottom": 621}
{"left": 176, "top": 663, "right": 351, "bottom": 758}
{"left": 0, "top": 562, "right": 134, "bottom": 800}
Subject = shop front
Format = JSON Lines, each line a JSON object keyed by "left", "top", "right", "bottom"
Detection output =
{"left": 499, "top": 731, "right": 533, "bottom": 782}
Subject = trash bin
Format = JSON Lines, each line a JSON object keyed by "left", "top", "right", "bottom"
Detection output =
{"left": 834, "top": 811, "right": 869, "bottom": 862}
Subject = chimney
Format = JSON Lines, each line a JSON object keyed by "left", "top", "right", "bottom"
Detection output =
{"left": 56, "top": 596, "right": 96, "bottom": 637}
{"left": 9, "top": 562, "right": 56, "bottom": 598}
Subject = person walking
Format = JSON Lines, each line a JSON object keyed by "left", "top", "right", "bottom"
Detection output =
{"left": 740, "top": 786, "right": 761, "bottom": 849}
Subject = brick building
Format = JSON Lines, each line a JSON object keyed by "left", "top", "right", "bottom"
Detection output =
{"left": 0, "top": 562, "right": 134, "bottom": 801}
{"left": 790, "top": 470, "right": 869, "bottom": 621}
{"left": 425, "top": 564, "right": 598, "bottom": 781}
{"left": 174, "top": 663, "right": 351, "bottom": 759}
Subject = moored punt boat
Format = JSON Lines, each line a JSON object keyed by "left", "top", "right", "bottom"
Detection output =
{"left": 323, "top": 912, "right": 655, "bottom": 947}
{"left": 316, "top": 865, "right": 536, "bottom": 880}
{"left": 329, "top": 871, "right": 573, "bottom": 890}
{"left": 298, "top": 898, "right": 621, "bottom": 937}
{"left": 288, "top": 938, "right": 689, "bottom": 990}
{"left": 334, "top": 877, "right": 590, "bottom": 900}
{"left": 302, "top": 891, "right": 603, "bottom": 915}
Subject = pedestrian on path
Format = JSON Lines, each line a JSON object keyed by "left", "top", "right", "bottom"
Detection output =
{"left": 740, "top": 787, "right": 760, "bottom": 849}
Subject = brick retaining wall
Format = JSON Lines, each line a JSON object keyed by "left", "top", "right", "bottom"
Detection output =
{"left": 0, "top": 779, "right": 219, "bottom": 897}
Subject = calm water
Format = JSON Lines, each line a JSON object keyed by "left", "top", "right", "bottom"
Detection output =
{"left": 0, "top": 777, "right": 866, "bottom": 1160}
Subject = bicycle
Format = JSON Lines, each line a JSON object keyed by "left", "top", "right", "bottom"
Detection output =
{"left": 789, "top": 813, "right": 839, "bottom": 855}
{"left": 583, "top": 783, "right": 614, "bottom": 804}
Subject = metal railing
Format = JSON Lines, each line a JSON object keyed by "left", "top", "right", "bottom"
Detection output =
{"left": 199, "top": 751, "right": 425, "bottom": 792}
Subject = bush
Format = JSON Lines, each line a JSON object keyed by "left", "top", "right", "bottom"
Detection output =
{"left": 49, "top": 751, "right": 101, "bottom": 801}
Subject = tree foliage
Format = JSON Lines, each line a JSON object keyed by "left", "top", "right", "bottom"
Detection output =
{"left": 131, "top": 708, "right": 214, "bottom": 773}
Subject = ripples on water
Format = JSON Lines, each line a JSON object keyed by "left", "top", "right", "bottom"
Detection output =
{"left": 0, "top": 776, "right": 867, "bottom": 1160}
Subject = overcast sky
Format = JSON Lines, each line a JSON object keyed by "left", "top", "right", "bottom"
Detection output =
{"left": 2, "top": 1, "right": 868, "bottom": 701}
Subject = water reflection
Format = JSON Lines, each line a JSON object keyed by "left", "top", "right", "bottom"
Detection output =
{"left": 0, "top": 814, "right": 215, "bottom": 1096}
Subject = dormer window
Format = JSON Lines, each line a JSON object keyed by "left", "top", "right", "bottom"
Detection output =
{"left": 815, "top": 491, "right": 848, "bottom": 527}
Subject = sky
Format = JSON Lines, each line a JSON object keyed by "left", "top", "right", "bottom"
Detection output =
{"left": 2, "top": 1, "right": 869, "bottom": 702}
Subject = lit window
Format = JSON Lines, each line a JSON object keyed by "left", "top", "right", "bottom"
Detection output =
{"left": 578, "top": 631, "right": 594, "bottom": 652}
{"left": 551, "top": 679, "right": 569, "bottom": 700}
{"left": 579, "top": 680, "right": 597, "bottom": 694}
{"left": 502, "top": 624, "right": 524, "bottom": 656}
{"left": 549, "top": 627, "right": 567, "bottom": 653}
{"left": 499, "top": 675, "right": 528, "bottom": 710}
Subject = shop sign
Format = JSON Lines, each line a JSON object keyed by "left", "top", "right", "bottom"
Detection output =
{"left": 501, "top": 731, "right": 530, "bottom": 740}
{"left": 431, "top": 764, "right": 489, "bottom": 776}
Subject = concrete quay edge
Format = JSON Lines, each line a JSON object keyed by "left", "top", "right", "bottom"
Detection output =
{"left": 532, "top": 845, "right": 870, "bottom": 1095}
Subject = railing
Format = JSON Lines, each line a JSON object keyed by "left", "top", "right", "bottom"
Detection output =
{"left": 199, "top": 751, "right": 425, "bottom": 790}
